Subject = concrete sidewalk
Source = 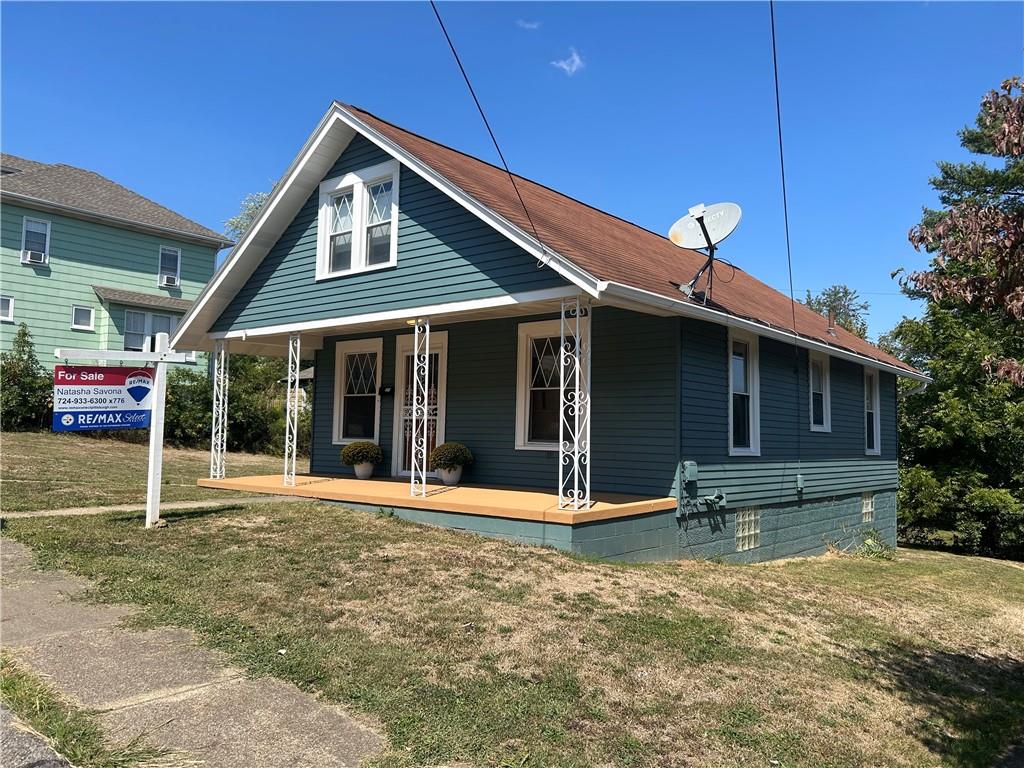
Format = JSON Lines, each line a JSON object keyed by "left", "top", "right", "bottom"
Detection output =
{"left": 1, "top": 494, "right": 308, "bottom": 519}
{"left": 1, "top": 539, "right": 382, "bottom": 767}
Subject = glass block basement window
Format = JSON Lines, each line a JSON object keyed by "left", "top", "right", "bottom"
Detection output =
{"left": 736, "top": 507, "right": 761, "bottom": 552}
{"left": 862, "top": 492, "right": 876, "bottom": 523}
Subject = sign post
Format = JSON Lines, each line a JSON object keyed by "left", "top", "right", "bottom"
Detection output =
{"left": 53, "top": 333, "right": 193, "bottom": 528}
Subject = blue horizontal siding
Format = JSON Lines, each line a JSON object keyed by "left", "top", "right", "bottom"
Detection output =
{"left": 680, "top": 317, "right": 899, "bottom": 508}
{"left": 310, "top": 307, "right": 679, "bottom": 496}
{"left": 213, "top": 135, "right": 566, "bottom": 332}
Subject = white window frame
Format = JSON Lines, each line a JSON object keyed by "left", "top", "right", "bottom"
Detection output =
{"left": 861, "top": 492, "right": 876, "bottom": 523}
{"left": 158, "top": 246, "right": 182, "bottom": 285}
{"left": 124, "top": 309, "right": 177, "bottom": 352}
{"left": 515, "top": 318, "right": 563, "bottom": 451}
{"left": 21, "top": 216, "right": 51, "bottom": 262}
{"left": 316, "top": 159, "right": 400, "bottom": 281}
{"left": 332, "top": 337, "right": 383, "bottom": 445}
{"left": 70, "top": 305, "right": 95, "bottom": 331}
{"left": 808, "top": 351, "right": 831, "bottom": 433}
{"left": 0, "top": 295, "right": 13, "bottom": 322}
{"left": 728, "top": 329, "right": 760, "bottom": 456}
{"left": 864, "top": 367, "right": 881, "bottom": 456}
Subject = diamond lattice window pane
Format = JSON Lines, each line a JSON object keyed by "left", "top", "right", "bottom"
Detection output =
{"left": 332, "top": 192, "right": 354, "bottom": 234}
{"left": 366, "top": 181, "right": 393, "bottom": 226}
{"left": 531, "top": 337, "right": 559, "bottom": 388}
{"left": 346, "top": 352, "right": 378, "bottom": 395}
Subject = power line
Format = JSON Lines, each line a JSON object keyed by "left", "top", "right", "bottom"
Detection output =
{"left": 428, "top": 1, "right": 545, "bottom": 252}
{"left": 769, "top": 0, "right": 803, "bottom": 481}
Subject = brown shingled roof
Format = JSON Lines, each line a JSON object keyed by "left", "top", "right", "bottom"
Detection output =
{"left": 0, "top": 153, "right": 229, "bottom": 246}
{"left": 92, "top": 285, "right": 194, "bottom": 313}
{"left": 345, "top": 105, "right": 912, "bottom": 373}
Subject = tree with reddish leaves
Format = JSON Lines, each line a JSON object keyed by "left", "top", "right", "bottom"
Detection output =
{"left": 883, "top": 78, "right": 1024, "bottom": 556}
{"left": 900, "top": 76, "right": 1024, "bottom": 384}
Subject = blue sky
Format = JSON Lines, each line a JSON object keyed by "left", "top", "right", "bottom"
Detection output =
{"left": 3, "top": 2, "right": 1020, "bottom": 338}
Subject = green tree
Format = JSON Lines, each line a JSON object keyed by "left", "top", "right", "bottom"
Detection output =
{"left": 223, "top": 191, "right": 270, "bottom": 242}
{"left": 883, "top": 77, "right": 1024, "bottom": 556}
{"left": 0, "top": 324, "right": 51, "bottom": 430}
{"left": 803, "top": 284, "right": 870, "bottom": 339}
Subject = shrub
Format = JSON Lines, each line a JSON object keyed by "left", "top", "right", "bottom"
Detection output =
{"left": 855, "top": 528, "right": 896, "bottom": 560}
{"left": 428, "top": 442, "right": 473, "bottom": 471}
{"left": 897, "top": 465, "right": 951, "bottom": 532}
{"left": 0, "top": 324, "right": 51, "bottom": 430}
{"left": 341, "top": 441, "right": 383, "bottom": 466}
{"left": 957, "top": 487, "right": 1023, "bottom": 554}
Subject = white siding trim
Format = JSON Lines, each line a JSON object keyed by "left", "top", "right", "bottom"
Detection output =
{"left": 316, "top": 159, "right": 400, "bottom": 280}
{"left": 209, "top": 286, "right": 576, "bottom": 339}
{"left": 390, "top": 331, "right": 449, "bottom": 477}
{"left": 21, "top": 216, "right": 51, "bottom": 261}
{"left": 70, "top": 305, "right": 95, "bottom": 331}
{"left": 332, "top": 337, "right": 383, "bottom": 445}
{"left": 809, "top": 351, "right": 831, "bottom": 433}
{"left": 728, "top": 328, "right": 760, "bottom": 457}
{"left": 515, "top": 318, "right": 562, "bottom": 451}
{"left": 864, "top": 367, "right": 881, "bottom": 456}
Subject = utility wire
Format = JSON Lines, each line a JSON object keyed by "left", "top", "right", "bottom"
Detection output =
{"left": 770, "top": 0, "right": 804, "bottom": 485}
{"left": 429, "top": 1, "right": 545, "bottom": 253}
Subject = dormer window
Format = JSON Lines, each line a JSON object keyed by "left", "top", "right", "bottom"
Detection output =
{"left": 316, "top": 160, "right": 399, "bottom": 280}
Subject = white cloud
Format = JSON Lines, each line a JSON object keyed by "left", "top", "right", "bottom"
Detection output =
{"left": 516, "top": 19, "right": 541, "bottom": 30}
{"left": 551, "top": 47, "right": 584, "bottom": 77}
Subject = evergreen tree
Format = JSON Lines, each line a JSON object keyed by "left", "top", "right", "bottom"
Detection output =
{"left": 803, "top": 285, "right": 870, "bottom": 339}
{"left": 882, "top": 77, "right": 1024, "bottom": 555}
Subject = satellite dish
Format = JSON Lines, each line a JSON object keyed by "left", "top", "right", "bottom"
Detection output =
{"left": 669, "top": 202, "right": 742, "bottom": 249}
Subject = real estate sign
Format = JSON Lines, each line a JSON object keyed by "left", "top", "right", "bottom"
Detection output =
{"left": 52, "top": 365, "right": 153, "bottom": 432}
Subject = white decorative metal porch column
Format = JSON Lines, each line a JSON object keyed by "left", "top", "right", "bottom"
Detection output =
{"left": 283, "top": 333, "right": 301, "bottom": 486}
{"left": 410, "top": 318, "right": 430, "bottom": 497}
{"left": 558, "top": 296, "right": 592, "bottom": 510}
{"left": 209, "top": 339, "right": 229, "bottom": 480}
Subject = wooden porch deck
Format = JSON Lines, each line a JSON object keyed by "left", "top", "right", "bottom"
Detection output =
{"left": 197, "top": 475, "right": 677, "bottom": 525}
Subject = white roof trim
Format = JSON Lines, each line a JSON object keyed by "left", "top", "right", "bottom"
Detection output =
{"left": 210, "top": 286, "right": 576, "bottom": 339}
{"left": 599, "top": 281, "right": 930, "bottom": 382}
{"left": 172, "top": 102, "right": 598, "bottom": 351}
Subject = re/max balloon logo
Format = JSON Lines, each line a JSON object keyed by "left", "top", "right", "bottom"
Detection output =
{"left": 125, "top": 371, "right": 154, "bottom": 404}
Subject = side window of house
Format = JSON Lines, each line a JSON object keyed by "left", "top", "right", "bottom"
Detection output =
{"left": 21, "top": 217, "right": 51, "bottom": 264}
{"left": 70, "top": 305, "right": 95, "bottom": 331}
{"left": 124, "top": 310, "right": 177, "bottom": 352}
{"left": 158, "top": 246, "right": 181, "bottom": 287}
{"left": 729, "top": 332, "right": 760, "bottom": 455}
{"left": 333, "top": 339, "right": 382, "bottom": 443}
{"left": 0, "top": 295, "right": 13, "bottom": 323}
{"left": 809, "top": 352, "right": 831, "bottom": 432}
{"left": 515, "top": 319, "right": 567, "bottom": 450}
{"left": 864, "top": 369, "right": 880, "bottom": 455}
{"left": 317, "top": 160, "right": 399, "bottom": 280}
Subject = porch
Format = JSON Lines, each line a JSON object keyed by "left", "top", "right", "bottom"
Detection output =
{"left": 197, "top": 474, "right": 677, "bottom": 525}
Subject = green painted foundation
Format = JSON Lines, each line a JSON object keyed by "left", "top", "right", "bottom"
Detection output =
{"left": 329, "top": 490, "right": 896, "bottom": 563}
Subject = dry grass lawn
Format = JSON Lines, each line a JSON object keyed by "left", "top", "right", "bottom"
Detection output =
{"left": 0, "top": 431, "right": 303, "bottom": 512}
{"left": 3, "top": 498, "right": 1022, "bottom": 768}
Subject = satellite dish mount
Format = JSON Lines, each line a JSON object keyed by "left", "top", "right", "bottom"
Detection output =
{"left": 668, "top": 202, "right": 742, "bottom": 304}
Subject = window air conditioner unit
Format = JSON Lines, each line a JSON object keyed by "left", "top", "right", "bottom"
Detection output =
{"left": 21, "top": 250, "right": 47, "bottom": 265}
{"left": 159, "top": 274, "right": 179, "bottom": 288}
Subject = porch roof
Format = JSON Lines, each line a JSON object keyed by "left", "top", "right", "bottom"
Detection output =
{"left": 197, "top": 475, "right": 677, "bottom": 526}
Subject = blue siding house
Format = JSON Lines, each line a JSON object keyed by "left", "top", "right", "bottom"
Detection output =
{"left": 175, "top": 102, "right": 927, "bottom": 563}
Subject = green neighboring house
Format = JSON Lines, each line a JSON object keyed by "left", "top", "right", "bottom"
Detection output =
{"left": 0, "top": 153, "right": 231, "bottom": 366}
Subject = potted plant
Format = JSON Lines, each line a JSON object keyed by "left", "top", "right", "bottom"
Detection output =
{"left": 428, "top": 442, "right": 474, "bottom": 486}
{"left": 341, "top": 441, "right": 384, "bottom": 480}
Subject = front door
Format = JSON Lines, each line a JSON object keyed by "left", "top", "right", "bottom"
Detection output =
{"left": 392, "top": 331, "right": 448, "bottom": 477}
